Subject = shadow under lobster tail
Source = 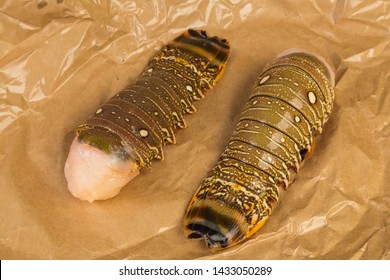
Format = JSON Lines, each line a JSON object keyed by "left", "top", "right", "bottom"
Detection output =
{"left": 184, "top": 198, "right": 249, "bottom": 249}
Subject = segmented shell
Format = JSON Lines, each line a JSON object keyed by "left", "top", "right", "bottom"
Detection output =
{"left": 184, "top": 52, "right": 335, "bottom": 249}
{"left": 75, "top": 29, "right": 230, "bottom": 168}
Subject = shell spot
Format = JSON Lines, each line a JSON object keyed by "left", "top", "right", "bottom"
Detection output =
{"left": 139, "top": 129, "right": 149, "bottom": 138}
{"left": 111, "top": 111, "right": 116, "bottom": 115}
{"left": 252, "top": 100, "right": 258, "bottom": 105}
{"left": 125, "top": 118, "right": 130, "bottom": 122}
{"left": 294, "top": 116, "right": 301, "bottom": 123}
{"left": 147, "top": 68, "right": 153, "bottom": 73}
{"left": 280, "top": 106, "right": 285, "bottom": 110}
{"left": 259, "top": 75, "right": 270, "bottom": 84}
{"left": 154, "top": 111, "right": 159, "bottom": 116}
{"left": 95, "top": 108, "right": 102, "bottom": 114}
{"left": 281, "top": 137, "right": 285, "bottom": 143}
{"left": 186, "top": 85, "right": 193, "bottom": 92}
{"left": 308, "top": 91, "right": 317, "bottom": 104}
{"left": 251, "top": 213, "right": 259, "bottom": 225}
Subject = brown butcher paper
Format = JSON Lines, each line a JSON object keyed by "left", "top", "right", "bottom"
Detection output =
{"left": 0, "top": 0, "right": 389, "bottom": 259}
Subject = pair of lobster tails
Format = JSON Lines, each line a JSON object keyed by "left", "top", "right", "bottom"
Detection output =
{"left": 64, "top": 29, "right": 335, "bottom": 249}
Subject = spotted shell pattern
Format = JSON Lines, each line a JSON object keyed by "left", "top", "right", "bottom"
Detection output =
{"left": 75, "top": 29, "right": 230, "bottom": 168}
{"left": 184, "top": 52, "right": 335, "bottom": 249}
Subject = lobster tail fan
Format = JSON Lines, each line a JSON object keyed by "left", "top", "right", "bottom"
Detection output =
{"left": 184, "top": 198, "right": 248, "bottom": 249}
{"left": 170, "top": 29, "right": 230, "bottom": 90}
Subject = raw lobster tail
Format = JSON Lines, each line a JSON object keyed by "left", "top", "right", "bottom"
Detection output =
{"left": 77, "top": 29, "right": 230, "bottom": 167}
{"left": 184, "top": 51, "right": 335, "bottom": 248}
{"left": 64, "top": 29, "right": 230, "bottom": 202}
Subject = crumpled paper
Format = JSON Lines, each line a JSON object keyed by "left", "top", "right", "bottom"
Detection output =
{"left": 0, "top": 0, "right": 389, "bottom": 259}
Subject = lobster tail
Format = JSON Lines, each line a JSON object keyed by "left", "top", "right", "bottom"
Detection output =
{"left": 184, "top": 51, "right": 335, "bottom": 248}
{"left": 65, "top": 29, "right": 230, "bottom": 202}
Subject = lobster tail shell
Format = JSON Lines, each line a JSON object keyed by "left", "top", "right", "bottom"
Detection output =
{"left": 65, "top": 29, "right": 230, "bottom": 202}
{"left": 75, "top": 29, "right": 230, "bottom": 168}
{"left": 184, "top": 51, "right": 335, "bottom": 248}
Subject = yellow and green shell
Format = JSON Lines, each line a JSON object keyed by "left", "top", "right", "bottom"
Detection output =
{"left": 75, "top": 29, "right": 230, "bottom": 168}
{"left": 184, "top": 52, "right": 335, "bottom": 249}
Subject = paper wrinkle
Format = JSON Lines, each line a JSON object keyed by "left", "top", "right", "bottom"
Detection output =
{"left": 1, "top": 0, "right": 390, "bottom": 259}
